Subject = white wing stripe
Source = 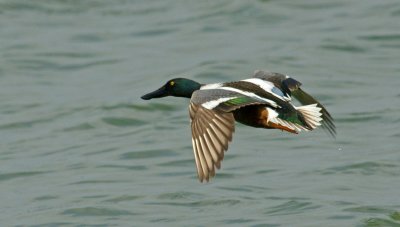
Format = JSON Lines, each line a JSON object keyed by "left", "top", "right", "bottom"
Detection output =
{"left": 241, "top": 78, "right": 274, "bottom": 91}
{"left": 241, "top": 78, "right": 290, "bottom": 101}
{"left": 216, "top": 87, "right": 279, "bottom": 108}
{"left": 200, "top": 83, "right": 223, "bottom": 90}
{"left": 202, "top": 97, "right": 236, "bottom": 109}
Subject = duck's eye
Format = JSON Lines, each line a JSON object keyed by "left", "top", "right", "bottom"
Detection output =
{"left": 169, "top": 81, "right": 175, "bottom": 86}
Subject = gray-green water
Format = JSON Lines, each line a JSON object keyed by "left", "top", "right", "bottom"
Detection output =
{"left": 1, "top": 0, "right": 400, "bottom": 226}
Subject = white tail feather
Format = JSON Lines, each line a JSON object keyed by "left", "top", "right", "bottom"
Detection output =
{"left": 271, "top": 118, "right": 308, "bottom": 132}
{"left": 296, "top": 104, "right": 323, "bottom": 129}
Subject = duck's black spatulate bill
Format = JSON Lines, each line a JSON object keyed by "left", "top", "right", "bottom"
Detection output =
{"left": 141, "top": 86, "right": 168, "bottom": 100}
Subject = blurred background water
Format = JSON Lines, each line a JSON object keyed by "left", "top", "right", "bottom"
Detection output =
{"left": 1, "top": 0, "right": 400, "bottom": 226}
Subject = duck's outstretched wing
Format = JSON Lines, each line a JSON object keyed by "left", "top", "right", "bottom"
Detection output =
{"left": 189, "top": 87, "right": 282, "bottom": 182}
{"left": 189, "top": 102, "right": 235, "bottom": 182}
{"left": 253, "top": 70, "right": 336, "bottom": 137}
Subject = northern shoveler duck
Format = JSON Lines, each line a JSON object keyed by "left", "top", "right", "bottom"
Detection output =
{"left": 141, "top": 70, "right": 336, "bottom": 182}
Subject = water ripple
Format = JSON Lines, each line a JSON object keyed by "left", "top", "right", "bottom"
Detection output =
{"left": 0, "top": 118, "right": 49, "bottom": 129}
{"left": 62, "top": 207, "right": 135, "bottom": 217}
{"left": 1, "top": 103, "right": 41, "bottom": 115}
{"left": 344, "top": 206, "right": 400, "bottom": 227}
{"left": 30, "top": 223, "right": 73, "bottom": 227}
{"left": 0, "top": 171, "right": 48, "bottom": 182}
{"left": 318, "top": 162, "right": 399, "bottom": 176}
{"left": 148, "top": 199, "right": 241, "bottom": 207}
{"left": 344, "top": 206, "right": 393, "bottom": 214}
{"left": 103, "top": 195, "right": 144, "bottom": 203}
{"left": 359, "top": 34, "right": 400, "bottom": 42}
{"left": 120, "top": 149, "right": 177, "bottom": 159}
{"left": 33, "top": 195, "right": 59, "bottom": 201}
{"left": 131, "top": 28, "right": 179, "bottom": 37}
{"left": 223, "top": 218, "right": 254, "bottom": 224}
{"left": 264, "top": 200, "right": 321, "bottom": 216}
{"left": 0, "top": 0, "right": 111, "bottom": 14}
{"left": 336, "top": 112, "right": 381, "bottom": 123}
{"left": 126, "top": 103, "right": 179, "bottom": 112}
{"left": 97, "top": 164, "right": 147, "bottom": 171}
{"left": 157, "top": 191, "right": 203, "bottom": 200}
{"left": 157, "top": 158, "right": 193, "bottom": 167}
{"left": 102, "top": 117, "right": 146, "bottom": 127}
{"left": 250, "top": 224, "right": 280, "bottom": 227}
{"left": 8, "top": 58, "right": 121, "bottom": 71}
{"left": 363, "top": 218, "right": 400, "bottom": 227}
{"left": 218, "top": 185, "right": 271, "bottom": 193}
{"left": 62, "top": 123, "right": 95, "bottom": 132}
{"left": 320, "top": 44, "right": 367, "bottom": 53}
{"left": 102, "top": 5, "right": 168, "bottom": 16}
{"left": 70, "top": 34, "right": 106, "bottom": 42}
{"left": 70, "top": 180, "right": 122, "bottom": 185}
{"left": 36, "top": 52, "right": 98, "bottom": 58}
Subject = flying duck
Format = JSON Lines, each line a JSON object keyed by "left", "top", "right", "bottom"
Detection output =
{"left": 141, "top": 70, "right": 335, "bottom": 182}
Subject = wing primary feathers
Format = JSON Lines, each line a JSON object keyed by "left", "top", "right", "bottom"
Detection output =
{"left": 193, "top": 120, "right": 215, "bottom": 179}
{"left": 199, "top": 135, "right": 214, "bottom": 172}
{"left": 189, "top": 103, "right": 235, "bottom": 182}
{"left": 206, "top": 128, "right": 225, "bottom": 158}
{"left": 191, "top": 138, "right": 204, "bottom": 182}
{"left": 196, "top": 112, "right": 224, "bottom": 158}
{"left": 202, "top": 131, "right": 220, "bottom": 165}
{"left": 194, "top": 138, "right": 209, "bottom": 182}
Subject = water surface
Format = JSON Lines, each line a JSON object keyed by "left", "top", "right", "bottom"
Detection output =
{"left": 1, "top": 0, "right": 400, "bottom": 226}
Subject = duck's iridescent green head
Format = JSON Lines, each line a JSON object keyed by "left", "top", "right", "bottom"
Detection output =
{"left": 141, "top": 78, "right": 201, "bottom": 100}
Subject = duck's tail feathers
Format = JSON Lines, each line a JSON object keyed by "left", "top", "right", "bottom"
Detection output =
{"left": 296, "top": 104, "right": 323, "bottom": 130}
{"left": 270, "top": 118, "right": 308, "bottom": 133}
